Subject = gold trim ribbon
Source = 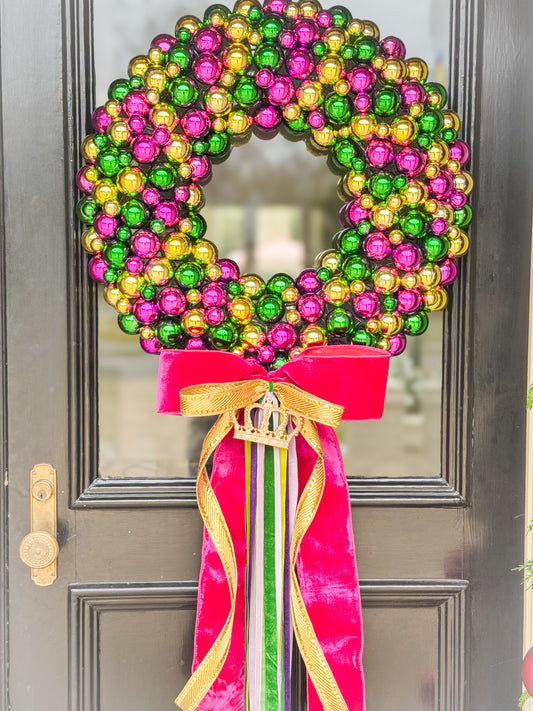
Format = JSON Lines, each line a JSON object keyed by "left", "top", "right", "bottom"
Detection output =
{"left": 175, "top": 379, "right": 348, "bottom": 711}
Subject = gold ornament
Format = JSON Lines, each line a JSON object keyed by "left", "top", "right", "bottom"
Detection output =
{"left": 148, "top": 47, "right": 164, "bottom": 65}
{"left": 454, "top": 171, "right": 474, "bottom": 195}
{"left": 104, "top": 100, "right": 120, "bottom": 118}
{"left": 119, "top": 274, "right": 143, "bottom": 298}
{"left": 449, "top": 230, "right": 469, "bottom": 257}
{"left": 224, "top": 43, "right": 251, "bottom": 73}
{"left": 128, "top": 56, "right": 149, "bottom": 77}
{"left": 323, "top": 278, "right": 349, "bottom": 304}
{"left": 389, "top": 229, "right": 404, "bottom": 245}
{"left": 282, "top": 286, "right": 299, "bottom": 303}
{"left": 344, "top": 172, "right": 366, "bottom": 195}
{"left": 443, "top": 110, "right": 461, "bottom": 131}
{"left": 81, "top": 136, "right": 98, "bottom": 162}
{"left": 406, "top": 58, "right": 428, "bottom": 82}
{"left": 243, "top": 324, "right": 264, "bottom": 349}
{"left": 324, "top": 28, "right": 347, "bottom": 52}
{"left": 318, "top": 56, "right": 344, "bottom": 84}
{"left": 226, "top": 17, "right": 249, "bottom": 42}
{"left": 402, "top": 272, "right": 420, "bottom": 289}
{"left": 145, "top": 68, "right": 167, "bottom": 92}
{"left": 300, "top": 325, "right": 326, "bottom": 347}
{"left": 146, "top": 258, "right": 172, "bottom": 285}
{"left": 391, "top": 116, "right": 417, "bottom": 144}
{"left": 164, "top": 233, "right": 191, "bottom": 260}
{"left": 206, "top": 88, "right": 231, "bottom": 115}
{"left": 382, "top": 58, "right": 406, "bottom": 83}
{"left": 230, "top": 296, "right": 253, "bottom": 323}
{"left": 109, "top": 119, "right": 130, "bottom": 145}
{"left": 183, "top": 309, "right": 206, "bottom": 336}
{"left": 175, "top": 15, "right": 201, "bottom": 34}
{"left": 425, "top": 288, "right": 448, "bottom": 311}
{"left": 372, "top": 206, "right": 395, "bottom": 229}
{"left": 297, "top": 81, "right": 322, "bottom": 108}
{"left": 103, "top": 199, "right": 120, "bottom": 216}
{"left": 374, "top": 268, "right": 400, "bottom": 293}
{"left": 380, "top": 314, "right": 403, "bottom": 336}
{"left": 299, "top": 1, "right": 322, "bottom": 18}
{"left": 241, "top": 275, "right": 264, "bottom": 298}
{"left": 350, "top": 280, "right": 366, "bottom": 295}
{"left": 351, "top": 115, "right": 375, "bottom": 140}
{"left": 165, "top": 135, "right": 191, "bottom": 163}
{"left": 362, "top": 20, "right": 379, "bottom": 38}
{"left": 227, "top": 111, "right": 252, "bottom": 135}
{"left": 151, "top": 103, "right": 177, "bottom": 128}
{"left": 117, "top": 168, "right": 144, "bottom": 195}
{"left": 93, "top": 179, "right": 117, "bottom": 204}
{"left": 419, "top": 264, "right": 442, "bottom": 289}
{"left": 187, "top": 289, "right": 202, "bottom": 305}
{"left": 193, "top": 240, "right": 217, "bottom": 264}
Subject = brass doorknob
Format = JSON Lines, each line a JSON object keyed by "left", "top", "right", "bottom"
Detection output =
{"left": 19, "top": 531, "right": 59, "bottom": 569}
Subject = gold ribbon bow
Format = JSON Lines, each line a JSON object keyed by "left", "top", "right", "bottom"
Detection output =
{"left": 176, "top": 379, "right": 348, "bottom": 711}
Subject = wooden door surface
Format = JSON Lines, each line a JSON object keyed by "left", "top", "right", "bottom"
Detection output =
{"left": 1, "top": 1, "right": 533, "bottom": 710}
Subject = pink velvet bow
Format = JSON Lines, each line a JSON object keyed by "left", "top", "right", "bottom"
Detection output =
{"left": 157, "top": 345, "right": 390, "bottom": 711}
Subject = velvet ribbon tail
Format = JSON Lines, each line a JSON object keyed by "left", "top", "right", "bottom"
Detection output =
{"left": 190, "top": 422, "right": 365, "bottom": 711}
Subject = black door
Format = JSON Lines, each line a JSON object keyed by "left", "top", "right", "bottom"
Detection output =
{"left": 1, "top": 0, "right": 532, "bottom": 709}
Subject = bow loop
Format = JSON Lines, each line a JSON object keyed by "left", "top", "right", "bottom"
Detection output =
{"left": 180, "top": 379, "right": 269, "bottom": 416}
{"left": 274, "top": 382, "right": 343, "bottom": 428}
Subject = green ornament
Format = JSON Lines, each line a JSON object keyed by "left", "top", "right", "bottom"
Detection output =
{"left": 108, "top": 78, "right": 130, "bottom": 102}
{"left": 255, "top": 42, "right": 282, "bottom": 69}
{"left": 335, "top": 229, "right": 360, "bottom": 255}
{"left": 148, "top": 163, "right": 177, "bottom": 190}
{"left": 94, "top": 134, "right": 108, "bottom": 149}
{"left": 355, "top": 37, "right": 378, "bottom": 62}
{"left": 267, "top": 273, "right": 293, "bottom": 295}
{"left": 327, "top": 308, "right": 353, "bottom": 335}
{"left": 425, "top": 83, "right": 448, "bottom": 106}
{"left": 369, "top": 173, "right": 393, "bottom": 200}
{"left": 343, "top": 256, "right": 369, "bottom": 281}
{"left": 105, "top": 243, "right": 127, "bottom": 268}
{"left": 356, "top": 220, "right": 372, "bottom": 236}
{"left": 316, "top": 267, "right": 331, "bottom": 282}
{"left": 193, "top": 140, "right": 209, "bottom": 155}
{"left": 401, "top": 210, "right": 426, "bottom": 238}
{"left": 121, "top": 199, "right": 148, "bottom": 227}
{"left": 141, "top": 284, "right": 156, "bottom": 300}
{"left": 352, "top": 157, "right": 365, "bottom": 173}
{"left": 150, "top": 219, "right": 166, "bottom": 235}
{"left": 333, "top": 139, "right": 357, "bottom": 168}
{"left": 424, "top": 235, "right": 449, "bottom": 262}
{"left": 188, "top": 214, "right": 207, "bottom": 240}
{"left": 454, "top": 205, "right": 472, "bottom": 227}
{"left": 442, "top": 128, "right": 457, "bottom": 143}
{"left": 204, "top": 4, "right": 230, "bottom": 23}
{"left": 129, "top": 76, "right": 143, "bottom": 90}
{"left": 170, "top": 78, "right": 198, "bottom": 107}
{"left": 418, "top": 110, "right": 444, "bottom": 134}
{"left": 116, "top": 226, "right": 131, "bottom": 242}
{"left": 176, "top": 262, "right": 203, "bottom": 288}
{"left": 228, "top": 280, "right": 243, "bottom": 297}
{"left": 103, "top": 267, "right": 118, "bottom": 284}
{"left": 158, "top": 321, "right": 182, "bottom": 346}
{"left": 96, "top": 150, "right": 120, "bottom": 177}
{"left": 257, "top": 294, "right": 283, "bottom": 322}
{"left": 404, "top": 311, "right": 428, "bottom": 335}
{"left": 272, "top": 356, "right": 288, "bottom": 370}
{"left": 393, "top": 175, "right": 408, "bottom": 190}
{"left": 341, "top": 45, "right": 354, "bottom": 60}
{"left": 313, "top": 41, "right": 327, "bottom": 57}
{"left": 168, "top": 44, "right": 192, "bottom": 72}
{"left": 234, "top": 78, "right": 260, "bottom": 107}
{"left": 210, "top": 323, "right": 237, "bottom": 350}
{"left": 177, "top": 27, "right": 191, "bottom": 44}
{"left": 383, "top": 295, "right": 397, "bottom": 312}
{"left": 208, "top": 131, "right": 230, "bottom": 157}
{"left": 330, "top": 5, "right": 352, "bottom": 26}
{"left": 248, "top": 6, "right": 263, "bottom": 23}
{"left": 325, "top": 94, "right": 352, "bottom": 124}
{"left": 352, "top": 327, "right": 375, "bottom": 346}
{"left": 286, "top": 115, "right": 307, "bottom": 134}
{"left": 417, "top": 132, "right": 433, "bottom": 150}
{"left": 118, "top": 313, "right": 140, "bottom": 335}
{"left": 76, "top": 198, "right": 97, "bottom": 224}
{"left": 374, "top": 87, "right": 400, "bottom": 116}
{"left": 260, "top": 16, "right": 284, "bottom": 40}
{"left": 118, "top": 151, "right": 132, "bottom": 165}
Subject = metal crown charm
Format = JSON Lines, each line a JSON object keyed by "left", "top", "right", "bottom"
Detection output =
{"left": 231, "top": 401, "right": 302, "bottom": 450}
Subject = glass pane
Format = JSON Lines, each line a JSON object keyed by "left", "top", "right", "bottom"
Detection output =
{"left": 95, "top": 0, "right": 450, "bottom": 479}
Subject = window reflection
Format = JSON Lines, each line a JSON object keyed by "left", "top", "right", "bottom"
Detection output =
{"left": 95, "top": 0, "right": 449, "bottom": 479}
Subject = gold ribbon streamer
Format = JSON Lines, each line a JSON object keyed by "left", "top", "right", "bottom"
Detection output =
{"left": 176, "top": 379, "right": 348, "bottom": 711}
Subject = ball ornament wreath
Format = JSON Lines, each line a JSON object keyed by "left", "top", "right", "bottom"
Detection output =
{"left": 77, "top": 0, "right": 472, "bottom": 370}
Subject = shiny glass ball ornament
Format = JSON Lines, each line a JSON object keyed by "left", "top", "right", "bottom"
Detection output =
{"left": 79, "top": 3, "right": 472, "bottom": 367}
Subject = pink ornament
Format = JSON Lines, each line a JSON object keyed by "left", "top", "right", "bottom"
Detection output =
{"left": 141, "top": 337, "right": 161, "bottom": 354}
{"left": 94, "top": 213, "right": 119, "bottom": 238}
{"left": 88, "top": 256, "right": 107, "bottom": 283}
{"left": 308, "top": 111, "right": 325, "bottom": 129}
{"left": 380, "top": 36, "right": 406, "bottom": 59}
{"left": 400, "top": 81, "right": 427, "bottom": 107}
{"left": 132, "top": 135, "right": 159, "bottom": 163}
{"left": 348, "top": 66, "right": 375, "bottom": 92}
{"left": 366, "top": 140, "right": 394, "bottom": 168}
{"left": 397, "top": 289, "right": 422, "bottom": 314}
{"left": 280, "top": 30, "right": 297, "bottom": 49}
{"left": 125, "top": 256, "right": 143, "bottom": 274}
{"left": 206, "top": 307, "right": 225, "bottom": 325}
{"left": 316, "top": 10, "right": 333, "bottom": 27}
{"left": 388, "top": 333, "right": 406, "bottom": 355}
{"left": 449, "top": 190, "right": 468, "bottom": 209}
{"left": 364, "top": 232, "right": 392, "bottom": 260}
{"left": 202, "top": 284, "right": 227, "bottom": 307}
{"left": 392, "top": 243, "right": 421, "bottom": 271}
{"left": 264, "top": 0, "right": 288, "bottom": 13}
{"left": 175, "top": 186, "right": 190, "bottom": 203}
{"left": 159, "top": 287, "right": 186, "bottom": 315}
{"left": 395, "top": 147, "right": 426, "bottom": 176}
{"left": 186, "top": 338, "right": 207, "bottom": 351}
{"left": 431, "top": 217, "right": 449, "bottom": 235}
{"left": 344, "top": 200, "right": 370, "bottom": 227}
{"left": 354, "top": 93, "right": 372, "bottom": 112}
{"left": 429, "top": 172, "right": 453, "bottom": 198}
{"left": 269, "top": 77, "right": 294, "bottom": 106}
{"left": 268, "top": 323, "right": 297, "bottom": 350}
{"left": 193, "top": 53, "right": 222, "bottom": 85}
{"left": 218, "top": 260, "right": 240, "bottom": 282}
{"left": 92, "top": 107, "right": 112, "bottom": 133}
{"left": 154, "top": 201, "right": 180, "bottom": 226}
{"left": 439, "top": 259, "right": 458, "bottom": 286}
{"left": 76, "top": 167, "right": 94, "bottom": 192}
{"left": 295, "top": 19, "right": 318, "bottom": 46}
{"left": 297, "top": 269, "right": 321, "bottom": 293}
{"left": 151, "top": 34, "right": 175, "bottom": 52}
{"left": 353, "top": 292, "right": 379, "bottom": 318}
{"left": 256, "top": 69, "right": 274, "bottom": 88}
{"left": 190, "top": 155, "right": 212, "bottom": 182}
{"left": 134, "top": 299, "right": 159, "bottom": 324}
{"left": 123, "top": 91, "right": 149, "bottom": 116}
{"left": 288, "top": 49, "right": 314, "bottom": 79}
{"left": 128, "top": 115, "right": 146, "bottom": 134}
{"left": 258, "top": 344, "right": 276, "bottom": 364}
{"left": 448, "top": 140, "right": 470, "bottom": 166}
{"left": 132, "top": 230, "right": 160, "bottom": 258}
{"left": 298, "top": 294, "right": 324, "bottom": 322}
{"left": 255, "top": 105, "right": 282, "bottom": 130}
{"left": 195, "top": 27, "right": 222, "bottom": 53}
{"left": 181, "top": 109, "right": 210, "bottom": 137}
{"left": 153, "top": 125, "right": 172, "bottom": 146}
{"left": 143, "top": 187, "right": 161, "bottom": 206}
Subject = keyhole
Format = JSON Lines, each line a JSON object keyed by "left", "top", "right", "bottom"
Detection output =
{"left": 32, "top": 480, "right": 53, "bottom": 501}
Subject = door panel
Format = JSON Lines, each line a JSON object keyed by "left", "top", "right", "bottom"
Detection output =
{"left": 2, "top": 1, "right": 532, "bottom": 710}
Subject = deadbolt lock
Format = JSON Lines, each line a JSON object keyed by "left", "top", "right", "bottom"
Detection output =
{"left": 19, "top": 464, "right": 59, "bottom": 586}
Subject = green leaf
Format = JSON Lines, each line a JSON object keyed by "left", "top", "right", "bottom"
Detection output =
{"left": 519, "top": 690, "right": 531, "bottom": 708}
{"left": 527, "top": 384, "right": 533, "bottom": 410}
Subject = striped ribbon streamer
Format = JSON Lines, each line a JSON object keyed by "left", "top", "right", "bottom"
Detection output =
{"left": 245, "top": 392, "right": 298, "bottom": 711}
